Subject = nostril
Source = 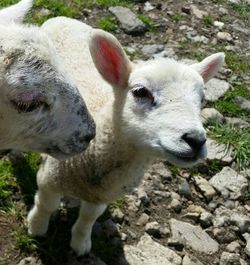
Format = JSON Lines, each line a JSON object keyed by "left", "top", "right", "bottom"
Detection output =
{"left": 84, "top": 132, "right": 96, "bottom": 143}
{"left": 182, "top": 131, "right": 206, "bottom": 153}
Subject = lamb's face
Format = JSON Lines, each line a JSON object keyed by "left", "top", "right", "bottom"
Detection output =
{"left": 0, "top": 27, "right": 95, "bottom": 159}
{"left": 122, "top": 60, "right": 206, "bottom": 167}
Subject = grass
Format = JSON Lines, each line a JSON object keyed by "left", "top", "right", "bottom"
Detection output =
{"left": 96, "top": 0, "right": 132, "bottom": 7}
{"left": 230, "top": 0, "right": 250, "bottom": 19}
{"left": 97, "top": 15, "right": 118, "bottom": 32}
{"left": 224, "top": 51, "right": 250, "bottom": 74}
{"left": 168, "top": 13, "right": 183, "bottom": 23}
{"left": 202, "top": 15, "right": 214, "bottom": 25}
{"left": 138, "top": 15, "right": 156, "bottom": 32}
{"left": 212, "top": 82, "right": 250, "bottom": 122}
{"left": 207, "top": 120, "right": 250, "bottom": 170}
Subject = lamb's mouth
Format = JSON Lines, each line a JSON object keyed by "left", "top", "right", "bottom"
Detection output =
{"left": 159, "top": 143, "right": 199, "bottom": 164}
{"left": 44, "top": 146, "right": 74, "bottom": 160}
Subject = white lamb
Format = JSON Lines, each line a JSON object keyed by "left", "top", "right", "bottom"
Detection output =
{"left": 0, "top": 0, "right": 95, "bottom": 158}
{"left": 27, "top": 17, "right": 225, "bottom": 256}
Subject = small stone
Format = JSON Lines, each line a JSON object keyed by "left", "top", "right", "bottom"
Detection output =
{"left": 225, "top": 241, "right": 241, "bottom": 253}
{"left": 124, "top": 234, "right": 182, "bottom": 265}
{"left": 209, "top": 167, "right": 248, "bottom": 200}
{"left": 213, "top": 227, "right": 236, "bottom": 243}
{"left": 178, "top": 179, "right": 192, "bottom": 199}
{"left": 187, "top": 205, "right": 205, "bottom": 214}
{"left": 190, "top": 5, "right": 208, "bottom": 19}
{"left": 181, "top": 6, "right": 191, "bottom": 15}
{"left": 120, "top": 232, "right": 128, "bottom": 241}
{"left": 111, "top": 208, "right": 125, "bottom": 223}
{"left": 145, "top": 221, "right": 161, "bottom": 238}
{"left": 243, "top": 233, "right": 250, "bottom": 257}
{"left": 136, "top": 213, "right": 150, "bottom": 226}
{"left": 200, "top": 211, "right": 213, "bottom": 228}
{"left": 169, "top": 198, "right": 182, "bottom": 212}
{"left": 142, "top": 44, "right": 165, "bottom": 57}
{"left": 109, "top": 6, "right": 146, "bottom": 35}
{"left": 138, "top": 187, "right": 150, "bottom": 206}
{"left": 144, "top": 1, "right": 155, "bottom": 12}
{"left": 217, "top": 32, "right": 233, "bottom": 42}
{"left": 194, "top": 175, "right": 216, "bottom": 201}
{"left": 201, "top": 108, "right": 224, "bottom": 124}
{"left": 126, "top": 195, "right": 140, "bottom": 212}
{"left": 205, "top": 78, "right": 230, "bottom": 102}
{"left": 214, "top": 21, "right": 225, "bottom": 29}
{"left": 225, "top": 117, "right": 250, "bottom": 129}
{"left": 206, "top": 138, "right": 233, "bottom": 163}
{"left": 169, "top": 219, "right": 219, "bottom": 253}
{"left": 127, "top": 229, "right": 137, "bottom": 239}
{"left": 219, "top": 251, "right": 241, "bottom": 265}
{"left": 37, "top": 8, "right": 51, "bottom": 17}
{"left": 183, "top": 212, "right": 200, "bottom": 222}
{"left": 234, "top": 96, "right": 250, "bottom": 113}
{"left": 18, "top": 257, "right": 42, "bottom": 265}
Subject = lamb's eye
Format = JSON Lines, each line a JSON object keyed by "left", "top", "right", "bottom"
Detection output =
{"left": 11, "top": 100, "right": 47, "bottom": 113}
{"left": 132, "top": 86, "right": 154, "bottom": 104}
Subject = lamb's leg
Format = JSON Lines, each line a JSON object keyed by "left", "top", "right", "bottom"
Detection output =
{"left": 71, "top": 200, "right": 106, "bottom": 256}
{"left": 27, "top": 189, "right": 61, "bottom": 236}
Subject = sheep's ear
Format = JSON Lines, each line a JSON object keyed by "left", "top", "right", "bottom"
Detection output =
{"left": 0, "top": 0, "right": 32, "bottom": 25}
{"left": 191, "top": 53, "right": 225, "bottom": 83}
{"left": 89, "top": 29, "right": 132, "bottom": 88}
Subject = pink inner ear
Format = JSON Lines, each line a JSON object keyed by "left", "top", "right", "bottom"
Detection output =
{"left": 203, "top": 61, "right": 217, "bottom": 81}
{"left": 98, "top": 39, "right": 121, "bottom": 84}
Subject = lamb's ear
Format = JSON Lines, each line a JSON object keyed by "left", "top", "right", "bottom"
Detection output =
{"left": 0, "top": 0, "right": 32, "bottom": 25}
{"left": 191, "top": 53, "right": 225, "bottom": 83}
{"left": 89, "top": 29, "right": 132, "bottom": 88}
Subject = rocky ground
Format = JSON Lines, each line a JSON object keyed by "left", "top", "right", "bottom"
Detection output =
{"left": 0, "top": 0, "right": 249, "bottom": 265}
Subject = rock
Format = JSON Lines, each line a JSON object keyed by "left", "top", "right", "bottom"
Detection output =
{"left": 243, "top": 233, "right": 250, "bottom": 257}
{"left": 200, "top": 211, "right": 213, "bottom": 227}
{"left": 209, "top": 167, "right": 248, "bottom": 200}
{"left": 37, "top": 8, "right": 51, "bottom": 17}
{"left": 205, "top": 78, "right": 230, "bottom": 102}
{"left": 136, "top": 213, "right": 150, "bottom": 226}
{"left": 178, "top": 179, "right": 192, "bottom": 199}
{"left": 124, "top": 234, "right": 182, "bottom": 265}
{"left": 182, "top": 254, "right": 205, "bottom": 265}
{"left": 18, "top": 257, "right": 42, "bottom": 265}
{"left": 169, "top": 219, "right": 219, "bottom": 253}
{"left": 219, "top": 252, "right": 241, "bottom": 265}
{"left": 234, "top": 96, "right": 250, "bottom": 113}
{"left": 169, "top": 198, "right": 182, "bottom": 213}
{"left": 225, "top": 117, "right": 250, "bottom": 129}
{"left": 149, "top": 162, "right": 172, "bottom": 180}
{"left": 217, "top": 32, "right": 233, "bottom": 42}
{"left": 194, "top": 175, "right": 216, "bottom": 201}
{"left": 137, "top": 187, "right": 149, "bottom": 206}
{"left": 225, "top": 241, "right": 241, "bottom": 253}
{"left": 206, "top": 138, "right": 233, "bottom": 163}
{"left": 109, "top": 7, "right": 146, "bottom": 35}
{"left": 111, "top": 208, "right": 125, "bottom": 223}
{"left": 142, "top": 44, "right": 165, "bottom": 57}
{"left": 213, "top": 227, "right": 237, "bottom": 243}
{"left": 214, "top": 21, "right": 225, "bottom": 29}
{"left": 144, "top": 1, "right": 155, "bottom": 12}
{"left": 201, "top": 108, "right": 224, "bottom": 124}
{"left": 125, "top": 195, "right": 140, "bottom": 212}
{"left": 145, "top": 221, "right": 161, "bottom": 238}
{"left": 190, "top": 5, "right": 208, "bottom": 19}
{"left": 153, "top": 47, "right": 176, "bottom": 59}
{"left": 181, "top": 6, "right": 191, "bottom": 15}
{"left": 187, "top": 34, "right": 209, "bottom": 44}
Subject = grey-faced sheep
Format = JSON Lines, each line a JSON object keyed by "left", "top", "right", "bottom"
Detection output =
{"left": 27, "top": 17, "right": 225, "bottom": 256}
{"left": 0, "top": 0, "right": 95, "bottom": 158}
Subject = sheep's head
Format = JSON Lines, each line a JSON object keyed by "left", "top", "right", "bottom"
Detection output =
{"left": 0, "top": 1, "right": 95, "bottom": 159}
{"left": 90, "top": 30, "right": 224, "bottom": 167}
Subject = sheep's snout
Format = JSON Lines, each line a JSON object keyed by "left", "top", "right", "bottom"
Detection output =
{"left": 181, "top": 129, "right": 207, "bottom": 158}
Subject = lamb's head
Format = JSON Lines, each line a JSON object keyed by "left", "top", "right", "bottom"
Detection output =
{"left": 0, "top": 1, "right": 95, "bottom": 159}
{"left": 90, "top": 30, "right": 224, "bottom": 167}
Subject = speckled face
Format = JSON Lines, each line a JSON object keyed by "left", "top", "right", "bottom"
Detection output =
{"left": 0, "top": 31, "right": 95, "bottom": 158}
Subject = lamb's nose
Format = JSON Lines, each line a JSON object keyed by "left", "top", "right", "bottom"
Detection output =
{"left": 182, "top": 130, "right": 206, "bottom": 154}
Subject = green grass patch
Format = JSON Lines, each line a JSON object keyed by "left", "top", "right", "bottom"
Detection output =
{"left": 97, "top": 15, "right": 118, "bottom": 32}
{"left": 207, "top": 120, "right": 250, "bottom": 169}
{"left": 96, "top": 0, "right": 132, "bottom": 7}
{"left": 230, "top": 1, "right": 250, "bottom": 19}
{"left": 203, "top": 15, "right": 214, "bottom": 25}
{"left": 212, "top": 82, "right": 250, "bottom": 122}
{"left": 168, "top": 13, "right": 183, "bottom": 23}
{"left": 224, "top": 51, "right": 250, "bottom": 74}
{"left": 138, "top": 15, "right": 156, "bottom": 32}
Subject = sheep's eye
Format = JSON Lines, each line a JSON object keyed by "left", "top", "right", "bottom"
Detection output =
{"left": 132, "top": 86, "right": 154, "bottom": 104}
{"left": 11, "top": 100, "right": 45, "bottom": 113}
